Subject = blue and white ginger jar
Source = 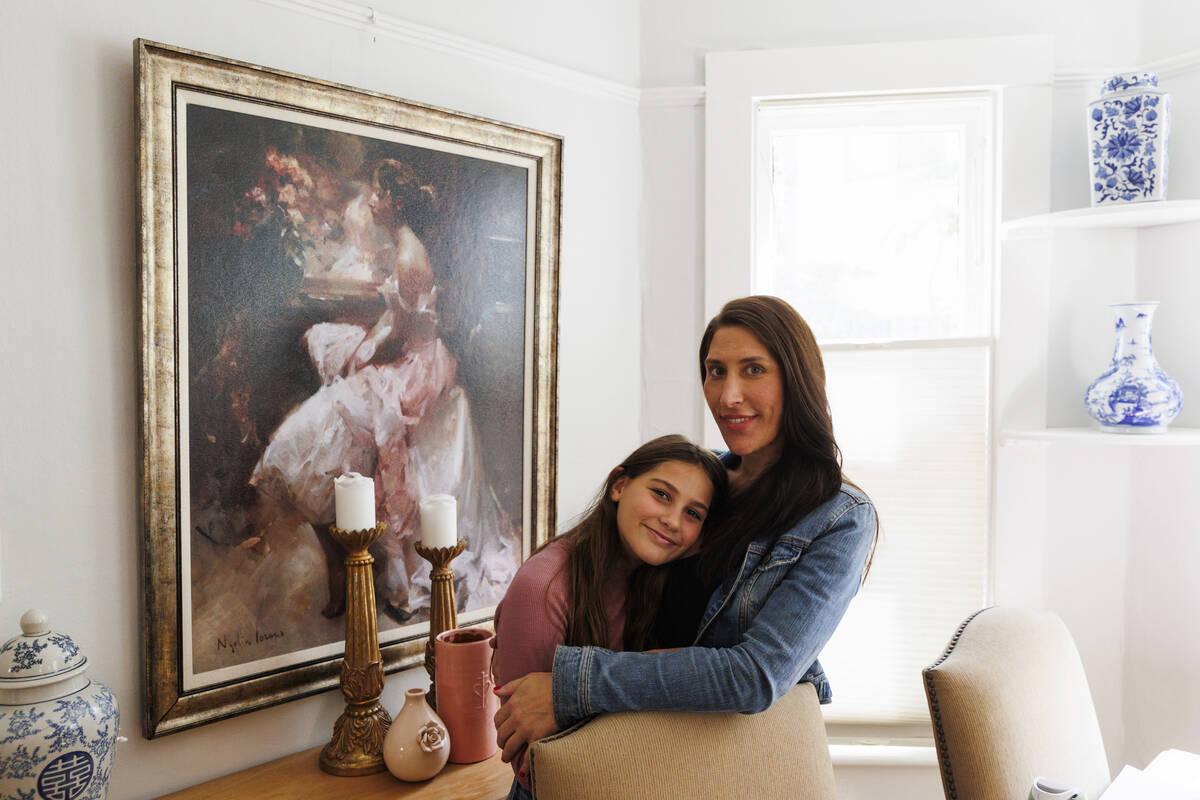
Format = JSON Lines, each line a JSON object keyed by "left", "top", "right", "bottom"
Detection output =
{"left": 0, "top": 610, "right": 118, "bottom": 800}
{"left": 1085, "top": 302, "right": 1182, "bottom": 433}
{"left": 1088, "top": 72, "right": 1170, "bottom": 205}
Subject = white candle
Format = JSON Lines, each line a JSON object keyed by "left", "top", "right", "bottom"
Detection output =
{"left": 419, "top": 494, "right": 457, "bottom": 549}
{"left": 334, "top": 473, "right": 376, "bottom": 531}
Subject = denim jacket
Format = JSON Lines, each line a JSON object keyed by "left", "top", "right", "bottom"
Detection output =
{"left": 550, "top": 481, "right": 876, "bottom": 728}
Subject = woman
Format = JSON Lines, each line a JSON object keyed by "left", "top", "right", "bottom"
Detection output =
{"left": 251, "top": 159, "right": 517, "bottom": 620}
{"left": 493, "top": 295, "right": 878, "bottom": 761}
{"left": 493, "top": 434, "right": 728, "bottom": 799}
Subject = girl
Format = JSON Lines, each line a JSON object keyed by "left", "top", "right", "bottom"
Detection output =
{"left": 492, "top": 434, "right": 728, "bottom": 800}
{"left": 494, "top": 296, "right": 878, "bottom": 763}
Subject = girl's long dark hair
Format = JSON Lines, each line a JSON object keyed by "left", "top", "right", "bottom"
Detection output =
{"left": 695, "top": 296, "right": 875, "bottom": 586}
{"left": 546, "top": 435, "right": 728, "bottom": 651}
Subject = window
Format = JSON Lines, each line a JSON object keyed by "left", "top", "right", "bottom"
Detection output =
{"left": 754, "top": 92, "right": 995, "bottom": 727}
{"left": 753, "top": 92, "right": 998, "bottom": 724}
{"left": 701, "top": 35, "right": 1054, "bottom": 738}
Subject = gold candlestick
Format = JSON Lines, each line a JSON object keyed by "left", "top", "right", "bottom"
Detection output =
{"left": 320, "top": 522, "right": 392, "bottom": 776}
{"left": 414, "top": 538, "right": 467, "bottom": 709}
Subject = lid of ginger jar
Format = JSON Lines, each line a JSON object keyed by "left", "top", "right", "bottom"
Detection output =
{"left": 0, "top": 609, "right": 88, "bottom": 689}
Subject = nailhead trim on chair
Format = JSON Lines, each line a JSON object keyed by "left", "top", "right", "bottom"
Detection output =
{"left": 922, "top": 606, "right": 994, "bottom": 800}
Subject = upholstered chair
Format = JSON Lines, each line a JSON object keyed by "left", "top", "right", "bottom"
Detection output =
{"left": 528, "top": 681, "right": 837, "bottom": 800}
{"left": 923, "top": 607, "right": 1111, "bottom": 800}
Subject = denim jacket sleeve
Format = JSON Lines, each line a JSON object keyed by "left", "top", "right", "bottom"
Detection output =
{"left": 550, "top": 493, "right": 875, "bottom": 728}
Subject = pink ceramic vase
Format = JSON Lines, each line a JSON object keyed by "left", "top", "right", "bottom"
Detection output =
{"left": 382, "top": 687, "right": 450, "bottom": 782}
{"left": 435, "top": 627, "right": 499, "bottom": 763}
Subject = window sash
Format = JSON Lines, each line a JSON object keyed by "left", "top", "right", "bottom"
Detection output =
{"left": 753, "top": 91, "right": 996, "bottom": 343}
{"left": 819, "top": 343, "right": 992, "bottom": 724}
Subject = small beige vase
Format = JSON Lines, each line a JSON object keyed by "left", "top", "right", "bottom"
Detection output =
{"left": 383, "top": 687, "right": 451, "bottom": 782}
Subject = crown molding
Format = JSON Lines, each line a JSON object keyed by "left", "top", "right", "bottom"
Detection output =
{"left": 257, "top": 0, "right": 641, "bottom": 105}
{"left": 641, "top": 52, "right": 1200, "bottom": 108}
{"left": 1054, "top": 50, "right": 1200, "bottom": 91}
{"left": 1054, "top": 68, "right": 1119, "bottom": 91}
{"left": 254, "top": 4, "right": 1200, "bottom": 108}
{"left": 640, "top": 86, "right": 706, "bottom": 109}
{"left": 1144, "top": 49, "right": 1200, "bottom": 81}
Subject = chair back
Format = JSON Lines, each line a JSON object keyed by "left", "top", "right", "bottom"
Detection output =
{"left": 529, "top": 681, "right": 836, "bottom": 800}
{"left": 923, "top": 607, "right": 1111, "bottom": 800}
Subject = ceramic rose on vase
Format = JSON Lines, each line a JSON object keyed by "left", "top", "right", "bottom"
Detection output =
{"left": 0, "top": 609, "right": 119, "bottom": 800}
{"left": 383, "top": 687, "right": 449, "bottom": 782}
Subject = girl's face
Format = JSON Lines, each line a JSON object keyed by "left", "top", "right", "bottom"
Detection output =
{"left": 702, "top": 324, "right": 786, "bottom": 460}
{"left": 609, "top": 461, "right": 714, "bottom": 567}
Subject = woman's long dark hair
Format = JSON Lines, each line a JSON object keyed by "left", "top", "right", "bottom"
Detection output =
{"left": 546, "top": 435, "right": 728, "bottom": 651}
{"left": 695, "top": 296, "right": 874, "bottom": 586}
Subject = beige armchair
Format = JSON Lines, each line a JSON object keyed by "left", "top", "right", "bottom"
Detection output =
{"left": 922, "top": 607, "right": 1111, "bottom": 800}
{"left": 528, "top": 681, "right": 836, "bottom": 800}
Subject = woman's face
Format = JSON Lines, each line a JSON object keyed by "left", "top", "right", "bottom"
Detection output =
{"left": 702, "top": 324, "right": 786, "bottom": 459}
{"left": 609, "top": 461, "right": 713, "bottom": 567}
{"left": 367, "top": 185, "right": 393, "bottom": 224}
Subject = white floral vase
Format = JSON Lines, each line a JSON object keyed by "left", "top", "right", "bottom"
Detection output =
{"left": 1085, "top": 302, "right": 1182, "bottom": 433}
{"left": 0, "top": 609, "right": 119, "bottom": 800}
{"left": 382, "top": 687, "right": 450, "bottom": 782}
{"left": 1088, "top": 72, "right": 1170, "bottom": 205}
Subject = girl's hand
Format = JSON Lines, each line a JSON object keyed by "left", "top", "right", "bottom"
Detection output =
{"left": 493, "top": 672, "right": 557, "bottom": 763}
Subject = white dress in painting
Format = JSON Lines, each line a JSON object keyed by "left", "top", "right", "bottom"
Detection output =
{"left": 250, "top": 284, "right": 519, "bottom": 618}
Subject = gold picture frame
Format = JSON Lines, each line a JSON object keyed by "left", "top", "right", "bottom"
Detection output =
{"left": 136, "top": 39, "right": 559, "bottom": 738}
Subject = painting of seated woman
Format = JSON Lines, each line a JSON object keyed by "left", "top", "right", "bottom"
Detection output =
{"left": 182, "top": 99, "right": 534, "bottom": 689}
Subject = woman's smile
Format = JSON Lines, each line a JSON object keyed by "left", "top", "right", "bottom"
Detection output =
{"left": 719, "top": 413, "right": 758, "bottom": 430}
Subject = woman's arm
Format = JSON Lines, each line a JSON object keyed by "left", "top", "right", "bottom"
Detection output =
{"left": 555, "top": 499, "right": 874, "bottom": 721}
{"left": 495, "top": 496, "right": 875, "bottom": 760}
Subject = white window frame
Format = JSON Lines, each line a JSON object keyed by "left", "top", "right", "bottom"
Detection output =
{"left": 703, "top": 35, "right": 1054, "bottom": 742}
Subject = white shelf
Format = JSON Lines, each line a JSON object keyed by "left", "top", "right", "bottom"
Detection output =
{"left": 1002, "top": 199, "right": 1200, "bottom": 237}
{"left": 1001, "top": 427, "right": 1200, "bottom": 446}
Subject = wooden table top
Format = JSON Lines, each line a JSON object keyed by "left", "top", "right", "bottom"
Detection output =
{"left": 157, "top": 746, "right": 513, "bottom": 800}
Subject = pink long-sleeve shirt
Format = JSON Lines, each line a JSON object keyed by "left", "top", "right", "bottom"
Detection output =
{"left": 492, "top": 539, "right": 629, "bottom": 785}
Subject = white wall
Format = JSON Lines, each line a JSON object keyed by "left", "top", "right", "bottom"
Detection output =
{"left": 0, "top": 1, "right": 641, "bottom": 797}
{"left": 639, "top": 0, "right": 1139, "bottom": 87}
{"left": 1141, "top": 0, "right": 1200, "bottom": 64}
{"left": 366, "top": 0, "right": 641, "bottom": 85}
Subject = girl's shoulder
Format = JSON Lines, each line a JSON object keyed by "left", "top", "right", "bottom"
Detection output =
{"left": 500, "top": 539, "right": 571, "bottom": 611}
{"left": 509, "top": 538, "right": 571, "bottom": 586}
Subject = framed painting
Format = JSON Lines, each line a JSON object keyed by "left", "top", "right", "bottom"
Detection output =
{"left": 136, "top": 40, "right": 559, "bottom": 738}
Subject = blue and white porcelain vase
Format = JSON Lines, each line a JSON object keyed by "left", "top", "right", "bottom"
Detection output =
{"left": 1088, "top": 72, "right": 1170, "bottom": 205}
{"left": 0, "top": 610, "right": 118, "bottom": 800}
{"left": 1085, "top": 302, "right": 1182, "bottom": 433}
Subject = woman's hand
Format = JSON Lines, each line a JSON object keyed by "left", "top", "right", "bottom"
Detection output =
{"left": 493, "top": 672, "right": 557, "bottom": 763}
